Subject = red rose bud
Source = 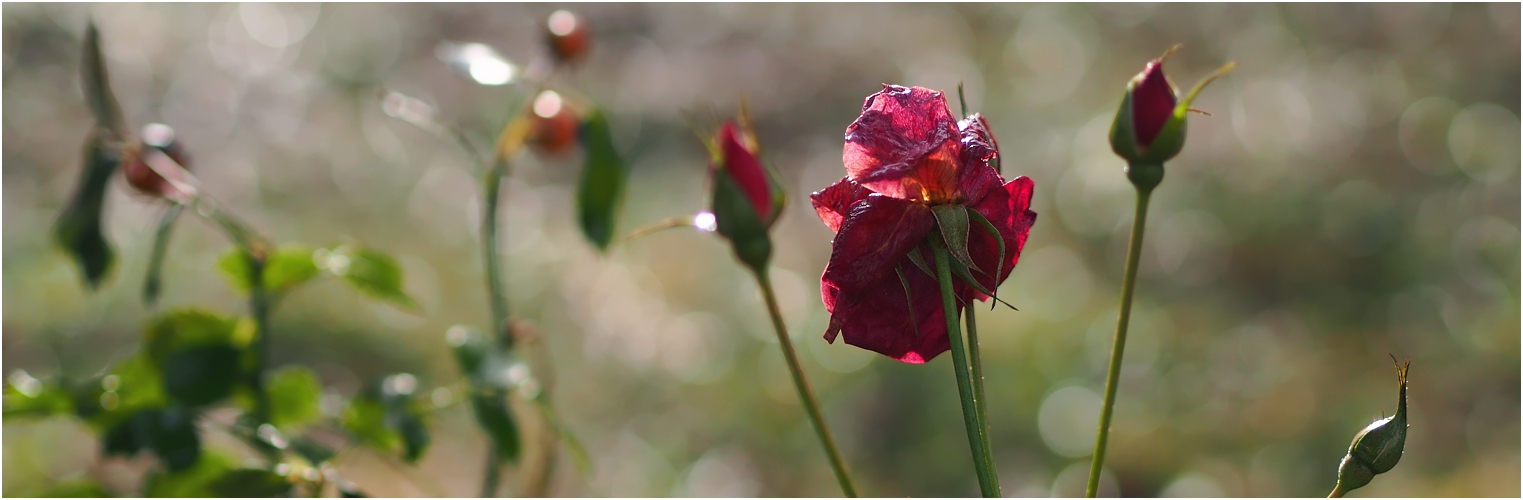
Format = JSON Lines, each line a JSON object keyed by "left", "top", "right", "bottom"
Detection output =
{"left": 527, "top": 90, "right": 580, "bottom": 155}
{"left": 717, "top": 122, "right": 773, "bottom": 221}
{"left": 545, "top": 10, "right": 590, "bottom": 65}
{"left": 709, "top": 121, "right": 779, "bottom": 272}
{"left": 123, "top": 123, "right": 190, "bottom": 198}
{"left": 1109, "top": 45, "right": 1235, "bottom": 168}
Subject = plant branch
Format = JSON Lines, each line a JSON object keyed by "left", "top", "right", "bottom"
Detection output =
{"left": 754, "top": 270, "right": 858, "bottom": 497}
{"left": 1085, "top": 185, "right": 1154, "bottom": 498}
{"left": 930, "top": 240, "right": 1000, "bottom": 497}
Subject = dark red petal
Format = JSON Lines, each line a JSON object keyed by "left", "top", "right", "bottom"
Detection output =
{"left": 967, "top": 176, "right": 1038, "bottom": 299}
{"left": 716, "top": 122, "right": 772, "bottom": 218}
{"left": 821, "top": 195, "right": 935, "bottom": 292}
{"left": 810, "top": 177, "right": 874, "bottom": 234}
{"left": 823, "top": 255, "right": 951, "bottom": 363}
{"left": 1132, "top": 61, "right": 1177, "bottom": 148}
{"left": 842, "top": 85, "right": 961, "bottom": 201}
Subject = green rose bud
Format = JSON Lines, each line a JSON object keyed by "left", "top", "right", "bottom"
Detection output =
{"left": 1331, "top": 357, "right": 1410, "bottom": 497}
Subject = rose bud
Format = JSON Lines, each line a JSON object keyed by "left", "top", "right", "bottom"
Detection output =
{"left": 709, "top": 121, "right": 781, "bottom": 272}
{"left": 1109, "top": 45, "right": 1235, "bottom": 170}
{"left": 526, "top": 90, "right": 580, "bottom": 156}
{"left": 122, "top": 123, "right": 190, "bottom": 198}
{"left": 1331, "top": 357, "right": 1410, "bottom": 497}
{"left": 545, "top": 10, "right": 590, "bottom": 65}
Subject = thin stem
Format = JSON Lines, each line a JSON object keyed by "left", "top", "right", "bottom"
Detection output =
{"left": 481, "top": 448, "right": 502, "bottom": 497}
{"left": 1085, "top": 187, "right": 1154, "bottom": 498}
{"left": 964, "top": 306, "right": 994, "bottom": 470}
{"left": 1328, "top": 484, "right": 1348, "bottom": 498}
{"left": 479, "top": 159, "right": 511, "bottom": 497}
{"left": 930, "top": 241, "right": 1000, "bottom": 497}
{"left": 249, "top": 255, "right": 272, "bottom": 423}
{"left": 754, "top": 271, "right": 858, "bottom": 497}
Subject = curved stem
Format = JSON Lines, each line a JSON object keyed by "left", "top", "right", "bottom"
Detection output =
{"left": 930, "top": 241, "right": 1000, "bottom": 497}
{"left": 754, "top": 271, "right": 858, "bottom": 497}
{"left": 1328, "top": 484, "right": 1348, "bottom": 498}
{"left": 1085, "top": 187, "right": 1154, "bottom": 497}
{"left": 479, "top": 159, "right": 511, "bottom": 497}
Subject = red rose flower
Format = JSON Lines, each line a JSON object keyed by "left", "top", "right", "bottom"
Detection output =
{"left": 812, "top": 85, "right": 1036, "bottom": 363}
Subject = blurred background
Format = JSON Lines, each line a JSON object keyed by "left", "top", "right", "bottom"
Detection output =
{"left": 4, "top": 3, "right": 1519, "bottom": 497}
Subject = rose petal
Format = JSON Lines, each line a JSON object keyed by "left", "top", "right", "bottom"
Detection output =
{"left": 967, "top": 176, "right": 1038, "bottom": 298}
{"left": 1132, "top": 61, "right": 1177, "bottom": 147}
{"left": 821, "top": 194, "right": 935, "bottom": 292}
{"left": 842, "top": 85, "right": 961, "bottom": 202}
{"left": 823, "top": 257, "right": 951, "bottom": 363}
{"left": 809, "top": 177, "right": 874, "bottom": 234}
{"left": 717, "top": 122, "right": 772, "bottom": 219}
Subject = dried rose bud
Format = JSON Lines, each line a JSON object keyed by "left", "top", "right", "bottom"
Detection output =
{"left": 1331, "top": 357, "right": 1410, "bottom": 497}
{"left": 545, "top": 10, "right": 590, "bottom": 65}
{"left": 526, "top": 90, "right": 580, "bottom": 156}
{"left": 122, "top": 123, "right": 189, "bottom": 198}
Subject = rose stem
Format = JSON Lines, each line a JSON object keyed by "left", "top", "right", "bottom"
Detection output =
{"left": 964, "top": 305, "right": 994, "bottom": 469}
{"left": 479, "top": 158, "right": 512, "bottom": 497}
{"left": 1085, "top": 177, "right": 1156, "bottom": 497}
{"left": 931, "top": 239, "right": 1000, "bottom": 497}
{"left": 754, "top": 270, "right": 859, "bottom": 497}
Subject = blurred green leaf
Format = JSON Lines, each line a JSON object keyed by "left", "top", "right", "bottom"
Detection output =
{"left": 161, "top": 344, "right": 241, "bottom": 407}
{"left": 216, "top": 245, "right": 320, "bottom": 296}
{"left": 288, "top": 436, "right": 336, "bottom": 466}
{"left": 3, "top": 372, "right": 74, "bottom": 418}
{"left": 205, "top": 469, "right": 293, "bottom": 498}
{"left": 143, "top": 452, "right": 234, "bottom": 497}
{"left": 330, "top": 247, "right": 417, "bottom": 310}
{"left": 143, "top": 308, "right": 242, "bottom": 364}
{"left": 105, "top": 407, "right": 201, "bottom": 472}
{"left": 53, "top": 131, "right": 121, "bottom": 290}
{"left": 575, "top": 109, "right": 628, "bottom": 252}
{"left": 340, "top": 377, "right": 432, "bottom": 463}
{"left": 143, "top": 204, "right": 184, "bottom": 307}
{"left": 81, "top": 21, "right": 126, "bottom": 137}
{"left": 470, "top": 391, "right": 521, "bottom": 463}
{"left": 266, "top": 366, "right": 323, "bottom": 431}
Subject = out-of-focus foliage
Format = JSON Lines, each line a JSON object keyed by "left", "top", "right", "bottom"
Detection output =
{"left": 3, "top": 3, "right": 1517, "bottom": 497}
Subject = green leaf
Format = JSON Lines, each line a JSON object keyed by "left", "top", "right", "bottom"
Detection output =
{"left": 905, "top": 243, "right": 932, "bottom": 277}
{"left": 470, "top": 391, "right": 521, "bottom": 463}
{"left": 266, "top": 367, "right": 323, "bottom": 431}
{"left": 143, "top": 204, "right": 184, "bottom": 307}
{"left": 288, "top": 436, "right": 336, "bottom": 466}
{"left": 328, "top": 247, "right": 417, "bottom": 310}
{"left": 143, "top": 452, "right": 235, "bottom": 497}
{"left": 216, "top": 245, "right": 320, "bottom": 296}
{"left": 965, "top": 208, "right": 1006, "bottom": 305}
{"left": 931, "top": 205, "right": 981, "bottom": 274}
{"left": 143, "top": 308, "right": 242, "bottom": 364}
{"left": 205, "top": 469, "right": 293, "bottom": 498}
{"left": 161, "top": 345, "right": 240, "bottom": 408}
{"left": 106, "top": 407, "right": 202, "bottom": 472}
{"left": 3, "top": 372, "right": 74, "bottom": 418}
{"left": 340, "top": 378, "right": 432, "bottom": 463}
{"left": 575, "top": 109, "right": 629, "bottom": 252}
{"left": 53, "top": 131, "right": 121, "bottom": 290}
{"left": 30, "top": 479, "right": 114, "bottom": 498}
{"left": 81, "top": 22, "right": 126, "bottom": 137}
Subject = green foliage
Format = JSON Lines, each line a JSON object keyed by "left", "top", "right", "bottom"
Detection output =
{"left": 448, "top": 326, "right": 523, "bottom": 463}
{"left": 103, "top": 407, "right": 202, "bottom": 472}
{"left": 575, "top": 108, "right": 628, "bottom": 252}
{"left": 3, "top": 372, "right": 74, "bottom": 418}
{"left": 265, "top": 366, "right": 324, "bottom": 432}
{"left": 931, "top": 205, "right": 980, "bottom": 274}
{"left": 143, "top": 204, "right": 184, "bottom": 307}
{"left": 142, "top": 453, "right": 235, "bottom": 497}
{"left": 328, "top": 247, "right": 417, "bottom": 310}
{"left": 288, "top": 436, "right": 336, "bottom": 466}
{"left": 341, "top": 375, "right": 431, "bottom": 463}
{"left": 216, "top": 245, "right": 320, "bottom": 295}
{"left": 80, "top": 22, "right": 126, "bottom": 137}
{"left": 141, "top": 309, "right": 248, "bottom": 408}
{"left": 205, "top": 469, "right": 294, "bottom": 498}
{"left": 28, "top": 479, "right": 115, "bottom": 498}
{"left": 52, "top": 131, "right": 121, "bottom": 289}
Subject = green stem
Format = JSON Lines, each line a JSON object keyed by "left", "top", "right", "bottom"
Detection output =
{"left": 965, "top": 306, "right": 994, "bottom": 470}
{"left": 930, "top": 241, "right": 1000, "bottom": 497}
{"left": 754, "top": 271, "right": 858, "bottom": 497}
{"left": 479, "top": 159, "right": 511, "bottom": 497}
{"left": 248, "top": 254, "right": 272, "bottom": 423}
{"left": 1085, "top": 186, "right": 1154, "bottom": 498}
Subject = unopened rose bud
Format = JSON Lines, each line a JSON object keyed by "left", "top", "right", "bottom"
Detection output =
{"left": 545, "top": 10, "right": 590, "bottom": 65}
{"left": 526, "top": 90, "right": 580, "bottom": 156}
{"left": 1109, "top": 45, "right": 1234, "bottom": 170}
{"left": 1331, "top": 357, "right": 1410, "bottom": 497}
{"left": 122, "top": 123, "right": 189, "bottom": 198}
{"left": 709, "top": 121, "right": 781, "bottom": 272}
